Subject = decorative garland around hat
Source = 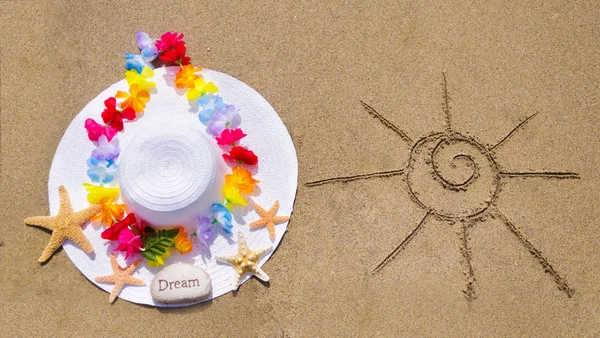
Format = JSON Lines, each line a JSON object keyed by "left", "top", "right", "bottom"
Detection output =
{"left": 82, "top": 31, "right": 262, "bottom": 267}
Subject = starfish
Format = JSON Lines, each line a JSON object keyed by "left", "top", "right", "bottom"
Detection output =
{"left": 24, "top": 185, "right": 100, "bottom": 262}
{"left": 249, "top": 200, "right": 290, "bottom": 241}
{"left": 95, "top": 254, "right": 145, "bottom": 303}
{"left": 216, "top": 232, "right": 272, "bottom": 290}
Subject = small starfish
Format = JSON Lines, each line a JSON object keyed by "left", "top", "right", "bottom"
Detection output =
{"left": 25, "top": 185, "right": 100, "bottom": 262}
{"left": 95, "top": 254, "right": 145, "bottom": 303}
{"left": 216, "top": 232, "right": 272, "bottom": 290}
{"left": 249, "top": 200, "right": 290, "bottom": 241}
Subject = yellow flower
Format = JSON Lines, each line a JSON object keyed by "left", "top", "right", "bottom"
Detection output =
{"left": 185, "top": 78, "right": 218, "bottom": 101}
{"left": 174, "top": 64, "right": 202, "bottom": 89}
{"left": 147, "top": 248, "right": 170, "bottom": 268}
{"left": 173, "top": 226, "right": 193, "bottom": 254}
{"left": 82, "top": 183, "right": 120, "bottom": 204}
{"left": 125, "top": 66, "right": 156, "bottom": 92}
{"left": 91, "top": 198, "right": 126, "bottom": 227}
{"left": 225, "top": 167, "right": 259, "bottom": 193}
{"left": 116, "top": 83, "right": 150, "bottom": 113}
{"left": 223, "top": 183, "right": 247, "bottom": 210}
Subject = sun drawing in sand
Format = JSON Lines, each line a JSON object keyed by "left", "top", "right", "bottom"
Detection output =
{"left": 306, "top": 74, "right": 580, "bottom": 301}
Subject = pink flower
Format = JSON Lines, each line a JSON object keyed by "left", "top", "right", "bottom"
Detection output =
{"left": 85, "top": 118, "right": 118, "bottom": 142}
{"left": 115, "top": 228, "right": 143, "bottom": 258}
{"left": 216, "top": 128, "right": 247, "bottom": 146}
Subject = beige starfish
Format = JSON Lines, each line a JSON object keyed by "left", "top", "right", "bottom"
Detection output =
{"left": 25, "top": 185, "right": 100, "bottom": 262}
{"left": 95, "top": 254, "right": 145, "bottom": 303}
{"left": 249, "top": 200, "right": 290, "bottom": 241}
{"left": 216, "top": 232, "right": 272, "bottom": 290}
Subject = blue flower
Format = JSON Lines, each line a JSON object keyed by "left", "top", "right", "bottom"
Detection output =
{"left": 125, "top": 52, "right": 155, "bottom": 74}
{"left": 87, "top": 157, "right": 118, "bottom": 185}
{"left": 140, "top": 46, "right": 158, "bottom": 60}
{"left": 197, "top": 94, "right": 227, "bottom": 124}
{"left": 211, "top": 203, "right": 233, "bottom": 234}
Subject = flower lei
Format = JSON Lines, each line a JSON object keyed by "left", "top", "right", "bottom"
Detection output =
{"left": 83, "top": 31, "right": 260, "bottom": 267}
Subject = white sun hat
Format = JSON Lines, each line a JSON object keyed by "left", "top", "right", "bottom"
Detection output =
{"left": 46, "top": 66, "right": 298, "bottom": 306}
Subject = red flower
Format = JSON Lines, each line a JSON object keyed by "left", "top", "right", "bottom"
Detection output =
{"left": 158, "top": 41, "right": 190, "bottom": 65}
{"left": 155, "top": 32, "right": 184, "bottom": 51}
{"left": 101, "top": 97, "right": 136, "bottom": 131}
{"left": 156, "top": 32, "right": 190, "bottom": 65}
{"left": 101, "top": 213, "right": 137, "bottom": 240}
{"left": 223, "top": 146, "right": 258, "bottom": 166}
{"left": 131, "top": 216, "right": 149, "bottom": 236}
{"left": 216, "top": 128, "right": 247, "bottom": 146}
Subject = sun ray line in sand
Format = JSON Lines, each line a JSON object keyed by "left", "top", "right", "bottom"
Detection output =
{"left": 489, "top": 112, "right": 539, "bottom": 152}
{"left": 441, "top": 72, "right": 452, "bottom": 132}
{"left": 305, "top": 168, "right": 406, "bottom": 187}
{"left": 499, "top": 171, "right": 581, "bottom": 179}
{"left": 492, "top": 206, "right": 575, "bottom": 297}
{"left": 373, "top": 210, "right": 432, "bottom": 274}
{"left": 459, "top": 220, "right": 476, "bottom": 301}
{"left": 359, "top": 100, "right": 414, "bottom": 146}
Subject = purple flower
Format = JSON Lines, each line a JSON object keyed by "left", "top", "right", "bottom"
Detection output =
{"left": 207, "top": 105, "right": 241, "bottom": 136}
{"left": 136, "top": 31, "right": 158, "bottom": 55}
{"left": 91, "top": 135, "right": 120, "bottom": 161}
{"left": 195, "top": 217, "right": 216, "bottom": 248}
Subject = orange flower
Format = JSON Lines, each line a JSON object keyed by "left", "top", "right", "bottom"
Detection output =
{"left": 174, "top": 64, "right": 202, "bottom": 89}
{"left": 173, "top": 226, "right": 193, "bottom": 254}
{"left": 92, "top": 199, "right": 126, "bottom": 227}
{"left": 225, "top": 167, "right": 259, "bottom": 193}
{"left": 115, "top": 83, "right": 150, "bottom": 113}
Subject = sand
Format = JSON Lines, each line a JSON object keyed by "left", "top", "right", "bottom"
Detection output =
{"left": 2, "top": 0, "right": 600, "bottom": 336}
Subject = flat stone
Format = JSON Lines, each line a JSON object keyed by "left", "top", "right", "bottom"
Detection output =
{"left": 150, "top": 263, "right": 212, "bottom": 304}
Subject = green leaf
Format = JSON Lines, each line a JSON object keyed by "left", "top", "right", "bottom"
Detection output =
{"left": 141, "top": 227, "right": 179, "bottom": 263}
{"left": 166, "top": 229, "right": 179, "bottom": 238}
{"left": 152, "top": 246, "right": 168, "bottom": 255}
{"left": 141, "top": 251, "right": 157, "bottom": 262}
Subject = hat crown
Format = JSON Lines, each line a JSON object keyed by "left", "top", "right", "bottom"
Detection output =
{"left": 118, "top": 120, "right": 224, "bottom": 228}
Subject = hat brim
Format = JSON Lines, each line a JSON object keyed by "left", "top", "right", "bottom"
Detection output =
{"left": 47, "top": 67, "right": 298, "bottom": 307}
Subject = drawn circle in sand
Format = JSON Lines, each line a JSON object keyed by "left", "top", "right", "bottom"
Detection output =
{"left": 406, "top": 133, "right": 500, "bottom": 219}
